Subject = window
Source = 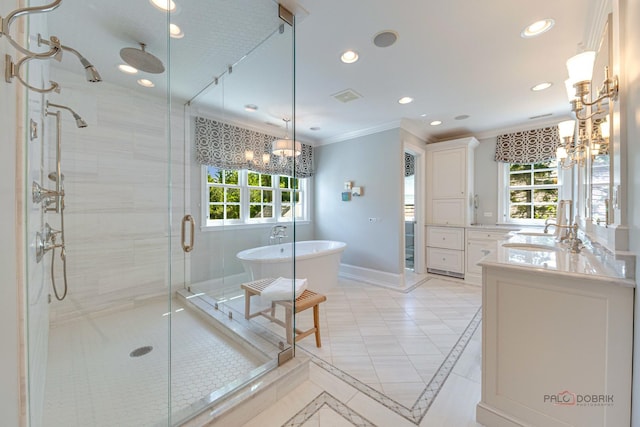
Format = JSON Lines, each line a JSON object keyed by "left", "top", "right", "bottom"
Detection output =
{"left": 500, "top": 160, "right": 559, "bottom": 223}
{"left": 204, "top": 166, "right": 308, "bottom": 226}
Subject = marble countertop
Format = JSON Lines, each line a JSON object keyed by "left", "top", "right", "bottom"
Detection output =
{"left": 479, "top": 233, "right": 635, "bottom": 287}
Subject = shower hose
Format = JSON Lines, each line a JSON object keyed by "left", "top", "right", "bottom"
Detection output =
{"left": 50, "top": 198, "right": 68, "bottom": 301}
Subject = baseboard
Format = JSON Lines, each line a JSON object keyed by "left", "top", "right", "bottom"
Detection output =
{"left": 339, "top": 263, "right": 404, "bottom": 289}
{"left": 476, "top": 402, "right": 526, "bottom": 427}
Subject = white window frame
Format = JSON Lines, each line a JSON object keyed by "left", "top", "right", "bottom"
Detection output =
{"left": 201, "top": 166, "right": 309, "bottom": 228}
{"left": 497, "top": 160, "right": 562, "bottom": 225}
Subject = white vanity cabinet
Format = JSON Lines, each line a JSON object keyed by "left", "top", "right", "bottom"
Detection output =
{"left": 477, "top": 261, "right": 633, "bottom": 427}
{"left": 426, "top": 137, "right": 478, "bottom": 226}
{"left": 464, "top": 229, "right": 512, "bottom": 284}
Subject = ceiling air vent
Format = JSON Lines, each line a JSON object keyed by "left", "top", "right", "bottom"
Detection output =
{"left": 332, "top": 89, "right": 362, "bottom": 103}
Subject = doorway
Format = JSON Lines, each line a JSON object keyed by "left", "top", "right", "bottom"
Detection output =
{"left": 403, "top": 143, "right": 425, "bottom": 274}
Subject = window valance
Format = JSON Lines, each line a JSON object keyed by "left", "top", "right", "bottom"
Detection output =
{"left": 195, "top": 117, "right": 314, "bottom": 178}
{"left": 494, "top": 126, "right": 560, "bottom": 164}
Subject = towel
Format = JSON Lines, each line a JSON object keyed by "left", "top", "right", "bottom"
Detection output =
{"left": 259, "top": 277, "right": 307, "bottom": 306}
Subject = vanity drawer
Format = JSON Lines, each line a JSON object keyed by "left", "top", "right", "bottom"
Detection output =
{"left": 427, "top": 247, "right": 464, "bottom": 273}
{"left": 427, "top": 226, "right": 464, "bottom": 250}
{"left": 466, "top": 230, "right": 510, "bottom": 241}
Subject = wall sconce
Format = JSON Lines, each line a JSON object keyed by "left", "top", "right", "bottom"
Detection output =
{"left": 0, "top": 0, "right": 62, "bottom": 58}
{"left": 5, "top": 53, "right": 61, "bottom": 93}
{"left": 592, "top": 117, "right": 610, "bottom": 156}
{"left": 556, "top": 119, "right": 587, "bottom": 169}
{"left": 272, "top": 118, "right": 302, "bottom": 157}
{"left": 566, "top": 51, "right": 619, "bottom": 121}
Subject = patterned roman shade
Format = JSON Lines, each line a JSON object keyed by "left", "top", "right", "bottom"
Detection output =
{"left": 195, "top": 117, "right": 314, "bottom": 177}
{"left": 494, "top": 126, "right": 560, "bottom": 164}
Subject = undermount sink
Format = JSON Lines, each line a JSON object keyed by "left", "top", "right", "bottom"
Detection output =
{"left": 502, "top": 243, "right": 560, "bottom": 252}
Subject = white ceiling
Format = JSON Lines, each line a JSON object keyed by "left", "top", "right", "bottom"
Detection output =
{"left": 44, "top": 0, "right": 606, "bottom": 144}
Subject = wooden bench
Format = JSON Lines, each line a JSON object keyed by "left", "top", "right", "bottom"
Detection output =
{"left": 240, "top": 278, "right": 327, "bottom": 347}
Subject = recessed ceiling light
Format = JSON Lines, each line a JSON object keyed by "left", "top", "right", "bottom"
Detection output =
{"left": 521, "top": 19, "right": 554, "bottom": 38}
{"left": 454, "top": 115, "right": 470, "bottom": 120}
{"left": 169, "top": 23, "right": 184, "bottom": 39}
{"left": 310, "top": 126, "right": 321, "bottom": 131}
{"left": 244, "top": 104, "right": 258, "bottom": 112}
{"left": 373, "top": 30, "right": 398, "bottom": 48}
{"left": 420, "top": 113, "right": 428, "bottom": 117}
{"left": 137, "top": 78, "right": 155, "bottom": 88}
{"left": 118, "top": 64, "right": 138, "bottom": 74}
{"left": 150, "top": 0, "right": 176, "bottom": 11}
{"left": 340, "top": 50, "right": 359, "bottom": 64}
{"left": 430, "top": 120, "right": 442, "bottom": 126}
{"left": 398, "top": 96, "right": 413, "bottom": 104}
{"left": 531, "top": 82, "right": 552, "bottom": 91}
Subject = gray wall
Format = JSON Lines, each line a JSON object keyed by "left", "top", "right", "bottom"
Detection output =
{"left": 188, "top": 126, "right": 314, "bottom": 285}
{"left": 474, "top": 137, "right": 500, "bottom": 225}
{"left": 314, "top": 128, "right": 403, "bottom": 274}
{"left": 623, "top": 0, "right": 640, "bottom": 422}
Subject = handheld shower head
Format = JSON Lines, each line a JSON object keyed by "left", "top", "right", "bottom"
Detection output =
{"left": 46, "top": 101, "right": 88, "bottom": 128}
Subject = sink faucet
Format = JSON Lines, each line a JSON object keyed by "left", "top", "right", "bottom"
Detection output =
{"left": 543, "top": 218, "right": 557, "bottom": 234}
{"left": 269, "top": 225, "right": 287, "bottom": 244}
{"left": 549, "top": 223, "right": 583, "bottom": 253}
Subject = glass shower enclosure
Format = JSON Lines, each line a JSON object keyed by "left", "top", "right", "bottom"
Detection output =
{"left": 20, "top": 0, "right": 296, "bottom": 425}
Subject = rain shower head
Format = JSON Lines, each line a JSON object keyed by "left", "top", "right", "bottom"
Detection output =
{"left": 120, "top": 43, "right": 165, "bottom": 74}
{"left": 46, "top": 101, "right": 88, "bottom": 128}
{"left": 38, "top": 34, "right": 102, "bottom": 82}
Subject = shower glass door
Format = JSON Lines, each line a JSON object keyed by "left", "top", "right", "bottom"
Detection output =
{"left": 170, "top": 0, "right": 296, "bottom": 424}
{"left": 22, "top": 0, "right": 295, "bottom": 426}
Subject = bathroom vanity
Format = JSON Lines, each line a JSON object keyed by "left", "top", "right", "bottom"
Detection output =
{"left": 476, "top": 234, "right": 634, "bottom": 427}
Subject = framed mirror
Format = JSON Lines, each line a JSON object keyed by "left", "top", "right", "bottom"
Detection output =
{"left": 589, "top": 14, "right": 613, "bottom": 226}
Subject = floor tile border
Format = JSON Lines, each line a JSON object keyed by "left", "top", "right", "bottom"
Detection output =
{"left": 300, "top": 305, "right": 483, "bottom": 424}
{"left": 283, "top": 391, "right": 376, "bottom": 427}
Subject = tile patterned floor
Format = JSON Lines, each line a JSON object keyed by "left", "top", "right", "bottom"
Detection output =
{"left": 42, "top": 297, "right": 269, "bottom": 427}
{"left": 240, "top": 275, "right": 484, "bottom": 427}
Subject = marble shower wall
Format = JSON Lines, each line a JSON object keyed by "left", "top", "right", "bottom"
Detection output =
{"left": 47, "top": 68, "right": 186, "bottom": 323}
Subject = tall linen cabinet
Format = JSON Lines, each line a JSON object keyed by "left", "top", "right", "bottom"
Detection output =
{"left": 425, "top": 137, "right": 478, "bottom": 278}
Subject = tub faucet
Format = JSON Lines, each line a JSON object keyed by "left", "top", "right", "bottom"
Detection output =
{"left": 269, "top": 225, "right": 287, "bottom": 244}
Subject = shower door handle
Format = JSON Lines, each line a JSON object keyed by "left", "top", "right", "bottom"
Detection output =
{"left": 181, "top": 214, "right": 195, "bottom": 253}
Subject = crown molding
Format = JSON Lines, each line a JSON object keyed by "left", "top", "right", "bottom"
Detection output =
{"left": 318, "top": 120, "right": 401, "bottom": 145}
{"left": 585, "top": 0, "right": 612, "bottom": 51}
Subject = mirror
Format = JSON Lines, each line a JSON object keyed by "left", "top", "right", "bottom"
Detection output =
{"left": 589, "top": 14, "right": 613, "bottom": 225}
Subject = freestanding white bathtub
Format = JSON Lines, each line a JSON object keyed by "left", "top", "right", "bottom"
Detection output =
{"left": 236, "top": 240, "right": 347, "bottom": 294}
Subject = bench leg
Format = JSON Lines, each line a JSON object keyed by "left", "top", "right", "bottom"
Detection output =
{"left": 244, "top": 290, "right": 251, "bottom": 319}
{"left": 313, "top": 304, "right": 321, "bottom": 347}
